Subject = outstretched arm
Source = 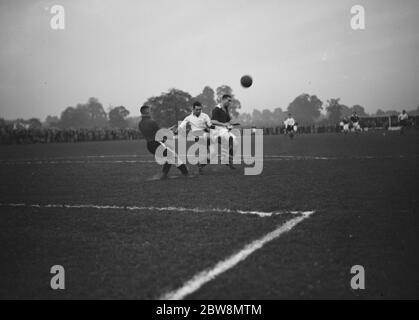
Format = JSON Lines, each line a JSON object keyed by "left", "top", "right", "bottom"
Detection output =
{"left": 211, "top": 120, "right": 230, "bottom": 127}
{"left": 174, "top": 118, "right": 188, "bottom": 134}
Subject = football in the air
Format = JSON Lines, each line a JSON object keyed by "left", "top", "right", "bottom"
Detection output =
{"left": 240, "top": 75, "right": 253, "bottom": 88}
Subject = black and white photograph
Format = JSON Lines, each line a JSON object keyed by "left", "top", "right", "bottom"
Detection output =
{"left": 0, "top": 0, "right": 418, "bottom": 303}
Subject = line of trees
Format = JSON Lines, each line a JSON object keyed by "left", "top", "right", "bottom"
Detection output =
{"left": 135, "top": 87, "right": 397, "bottom": 128}
{"left": 143, "top": 85, "right": 242, "bottom": 127}
{"left": 2, "top": 88, "right": 419, "bottom": 131}
{"left": 46, "top": 97, "right": 136, "bottom": 129}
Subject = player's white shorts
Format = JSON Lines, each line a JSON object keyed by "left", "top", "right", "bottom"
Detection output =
{"left": 343, "top": 124, "right": 349, "bottom": 132}
{"left": 353, "top": 122, "right": 361, "bottom": 131}
{"left": 210, "top": 126, "right": 238, "bottom": 163}
{"left": 211, "top": 127, "right": 237, "bottom": 141}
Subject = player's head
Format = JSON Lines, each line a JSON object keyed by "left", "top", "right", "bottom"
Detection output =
{"left": 192, "top": 101, "right": 202, "bottom": 117}
{"left": 140, "top": 105, "right": 151, "bottom": 116}
{"left": 353, "top": 111, "right": 357, "bottom": 115}
{"left": 402, "top": 110, "right": 406, "bottom": 114}
{"left": 221, "top": 94, "right": 232, "bottom": 108}
{"left": 288, "top": 113, "right": 292, "bottom": 118}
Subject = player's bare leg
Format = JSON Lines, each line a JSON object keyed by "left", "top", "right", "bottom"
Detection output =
{"left": 159, "top": 141, "right": 189, "bottom": 179}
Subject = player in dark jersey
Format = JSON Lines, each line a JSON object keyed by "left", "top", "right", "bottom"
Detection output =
{"left": 138, "top": 105, "right": 188, "bottom": 180}
{"left": 350, "top": 112, "right": 361, "bottom": 132}
{"left": 211, "top": 94, "right": 238, "bottom": 169}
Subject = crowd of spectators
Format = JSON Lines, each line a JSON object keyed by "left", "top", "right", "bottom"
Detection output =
{"left": 0, "top": 127, "right": 142, "bottom": 145}
{"left": 1, "top": 116, "right": 418, "bottom": 145}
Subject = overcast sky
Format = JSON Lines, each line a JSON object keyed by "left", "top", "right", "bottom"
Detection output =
{"left": 0, "top": 0, "right": 418, "bottom": 120}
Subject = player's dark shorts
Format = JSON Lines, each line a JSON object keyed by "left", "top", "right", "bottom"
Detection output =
{"left": 286, "top": 125, "right": 294, "bottom": 132}
{"left": 400, "top": 120, "right": 407, "bottom": 127}
{"left": 147, "top": 141, "right": 167, "bottom": 156}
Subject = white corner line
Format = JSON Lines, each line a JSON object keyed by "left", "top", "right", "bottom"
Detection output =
{"left": 159, "top": 211, "right": 315, "bottom": 300}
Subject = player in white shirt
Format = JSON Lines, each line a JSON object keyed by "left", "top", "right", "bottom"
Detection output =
{"left": 284, "top": 114, "right": 296, "bottom": 138}
{"left": 341, "top": 117, "right": 350, "bottom": 134}
{"left": 177, "top": 101, "right": 212, "bottom": 174}
{"left": 398, "top": 110, "right": 409, "bottom": 135}
{"left": 178, "top": 102, "right": 212, "bottom": 133}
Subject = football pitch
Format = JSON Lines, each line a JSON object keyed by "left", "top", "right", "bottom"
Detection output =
{"left": 0, "top": 132, "right": 418, "bottom": 299}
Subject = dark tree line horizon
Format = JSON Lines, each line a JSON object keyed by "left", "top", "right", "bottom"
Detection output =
{"left": 2, "top": 86, "right": 418, "bottom": 130}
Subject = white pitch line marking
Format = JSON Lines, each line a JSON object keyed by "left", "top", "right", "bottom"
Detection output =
{"left": 0, "top": 160, "right": 155, "bottom": 165}
{"left": 0, "top": 153, "right": 405, "bottom": 161}
{"left": 0, "top": 203, "right": 312, "bottom": 218}
{"left": 159, "top": 211, "right": 315, "bottom": 300}
{"left": 0, "top": 155, "right": 414, "bottom": 165}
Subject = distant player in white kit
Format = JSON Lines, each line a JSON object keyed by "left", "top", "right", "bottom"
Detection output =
{"left": 284, "top": 113, "right": 296, "bottom": 138}
{"left": 398, "top": 110, "right": 409, "bottom": 135}
{"left": 342, "top": 117, "right": 350, "bottom": 134}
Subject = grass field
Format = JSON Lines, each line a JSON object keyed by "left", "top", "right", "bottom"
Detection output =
{"left": 0, "top": 131, "right": 418, "bottom": 299}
